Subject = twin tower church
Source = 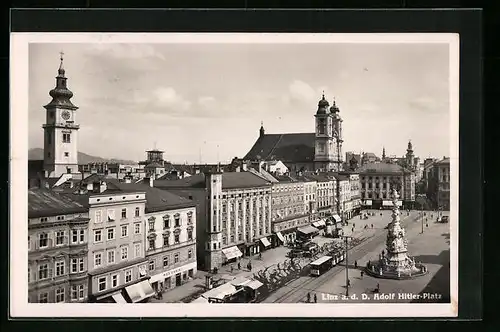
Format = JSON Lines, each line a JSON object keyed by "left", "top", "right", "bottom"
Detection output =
{"left": 39, "top": 54, "right": 345, "bottom": 179}
{"left": 244, "top": 93, "right": 345, "bottom": 172}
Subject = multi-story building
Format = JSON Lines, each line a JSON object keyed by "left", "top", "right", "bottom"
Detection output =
{"left": 302, "top": 177, "right": 317, "bottom": 218}
{"left": 429, "top": 157, "right": 450, "bottom": 210}
{"left": 337, "top": 172, "right": 361, "bottom": 220}
{"left": 154, "top": 171, "right": 272, "bottom": 271}
{"left": 28, "top": 189, "right": 90, "bottom": 303}
{"left": 305, "top": 172, "right": 336, "bottom": 219}
{"left": 358, "top": 162, "right": 416, "bottom": 210}
{"left": 110, "top": 179, "right": 198, "bottom": 293}
{"left": 64, "top": 182, "right": 154, "bottom": 303}
{"left": 333, "top": 173, "right": 352, "bottom": 221}
{"left": 270, "top": 175, "right": 309, "bottom": 245}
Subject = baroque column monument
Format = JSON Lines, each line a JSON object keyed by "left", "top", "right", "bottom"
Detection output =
{"left": 366, "top": 189, "right": 427, "bottom": 279}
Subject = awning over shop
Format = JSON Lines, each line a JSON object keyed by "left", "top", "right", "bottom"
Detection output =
{"left": 276, "top": 232, "right": 286, "bottom": 243}
{"left": 297, "top": 225, "right": 319, "bottom": 235}
{"left": 125, "top": 280, "right": 156, "bottom": 303}
{"left": 112, "top": 292, "right": 127, "bottom": 304}
{"left": 364, "top": 200, "right": 373, "bottom": 206}
{"left": 222, "top": 246, "right": 243, "bottom": 260}
{"left": 200, "top": 282, "right": 238, "bottom": 300}
{"left": 245, "top": 280, "right": 263, "bottom": 290}
{"left": 317, "top": 219, "right": 326, "bottom": 227}
{"left": 312, "top": 221, "right": 321, "bottom": 228}
{"left": 260, "top": 237, "right": 271, "bottom": 247}
{"left": 332, "top": 215, "right": 342, "bottom": 223}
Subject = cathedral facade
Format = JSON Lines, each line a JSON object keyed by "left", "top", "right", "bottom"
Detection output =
{"left": 243, "top": 94, "right": 344, "bottom": 173}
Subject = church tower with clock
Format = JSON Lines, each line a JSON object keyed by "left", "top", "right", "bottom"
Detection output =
{"left": 43, "top": 52, "right": 80, "bottom": 178}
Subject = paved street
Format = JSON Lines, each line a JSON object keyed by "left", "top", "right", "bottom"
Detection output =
{"left": 261, "top": 210, "right": 449, "bottom": 303}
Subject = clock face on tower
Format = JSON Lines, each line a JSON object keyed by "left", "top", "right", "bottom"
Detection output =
{"left": 61, "top": 110, "right": 71, "bottom": 120}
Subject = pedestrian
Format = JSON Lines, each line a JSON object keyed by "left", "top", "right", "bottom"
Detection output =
{"left": 371, "top": 224, "right": 373, "bottom": 228}
{"left": 314, "top": 293, "right": 317, "bottom": 303}
{"left": 238, "top": 262, "right": 241, "bottom": 270}
{"left": 307, "top": 292, "right": 311, "bottom": 303}
{"left": 354, "top": 260, "right": 358, "bottom": 269}
{"left": 259, "top": 252, "right": 262, "bottom": 259}
{"left": 347, "top": 279, "right": 351, "bottom": 288}
{"left": 230, "top": 265, "right": 234, "bottom": 273}
{"left": 353, "top": 223, "right": 355, "bottom": 228}
{"left": 360, "top": 271, "right": 364, "bottom": 279}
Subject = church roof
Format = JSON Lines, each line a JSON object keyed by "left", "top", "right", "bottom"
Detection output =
{"left": 243, "top": 133, "right": 315, "bottom": 163}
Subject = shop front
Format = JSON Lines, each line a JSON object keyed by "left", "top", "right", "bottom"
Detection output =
{"left": 149, "top": 261, "right": 197, "bottom": 293}
{"left": 382, "top": 200, "right": 402, "bottom": 209}
{"left": 312, "top": 219, "right": 326, "bottom": 230}
{"left": 275, "top": 232, "right": 286, "bottom": 246}
{"left": 92, "top": 278, "right": 154, "bottom": 304}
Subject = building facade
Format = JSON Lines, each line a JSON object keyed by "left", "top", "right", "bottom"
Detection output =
{"left": 337, "top": 172, "right": 361, "bottom": 220}
{"left": 358, "top": 162, "right": 416, "bottom": 210}
{"left": 43, "top": 53, "right": 80, "bottom": 178}
{"left": 85, "top": 190, "right": 153, "bottom": 303}
{"left": 28, "top": 189, "right": 90, "bottom": 303}
{"left": 432, "top": 158, "right": 450, "bottom": 210}
{"left": 270, "top": 176, "right": 309, "bottom": 244}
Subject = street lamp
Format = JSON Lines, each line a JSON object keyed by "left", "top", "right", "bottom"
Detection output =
{"left": 342, "top": 234, "right": 353, "bottom": 296}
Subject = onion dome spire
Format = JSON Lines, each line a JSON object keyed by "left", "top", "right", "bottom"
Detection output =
{"left": 44, "top": 51, "right": 78, "bottom": 110}
{"left": 316, "top": 91, "right": 330, "bottom": 114}
{"left": 330, "top": 96, "right": 340, "bottom": 113}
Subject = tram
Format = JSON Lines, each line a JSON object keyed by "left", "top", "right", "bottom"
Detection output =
{"left": 310, "top": 255, "right": 334, "bottom": 276}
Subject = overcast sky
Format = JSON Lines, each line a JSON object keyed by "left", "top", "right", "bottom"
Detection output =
{"left": 29, "top": 42, "right": 450, "bottom": 164}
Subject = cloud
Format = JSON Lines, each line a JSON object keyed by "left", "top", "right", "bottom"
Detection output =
{"left": 152, "top": 87, "right": 191, "bottom": 110}
{"left": 288, "top": 80, "right": 317, "bottom": 103}
{"left": 408, "top": 96, "right": 445, "bottom": 113}
{"left": 86, "top": 43, "right": 165, "bottom": 60}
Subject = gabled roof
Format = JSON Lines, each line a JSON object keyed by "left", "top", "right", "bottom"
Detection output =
{"left": 154, "top": 173, "right": 206, "bottom": 188}
{"left": 28, "top": 188, "right": 87, "bottom": 218}
{"left": 357, "top": 162, "right": 410, "bottom": 174}
{"left": 244, "top": 133, "right": 315, "bottom": 162}
{"left": 154, "top": 171, "right": 271, "bottom": 190}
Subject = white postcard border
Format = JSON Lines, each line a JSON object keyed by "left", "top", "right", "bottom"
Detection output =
{"left": 10, "top": 32, "right": 459, "bottom": 318}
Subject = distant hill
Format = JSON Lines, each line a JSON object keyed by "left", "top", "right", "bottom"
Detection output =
{"left": 28, "top": 148, "right": 137, "bottom": 164}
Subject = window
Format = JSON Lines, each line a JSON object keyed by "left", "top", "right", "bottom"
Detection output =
{"left": 71, "top": 258, "right": 84, "bottom": 273}
{"left": 39, "top": 292, "right": 49, "bottom": 303}
{"left": 55, "top": 260, "right": 65, "bottom": 276}
{"left": 148, "top": 221, "right": 155, "bottom": 232}
{"left": 107, "top": 209, "right": 115, "bottom": 222}
{"left": 39, "top": 233, "right": 48, "bottom": 248}
{"left": 163, "top": 216, "right": 170, "bottom": 229}
{"left": 163, "top": 256, "right": 169, "bottom": 267}
{"left": 134, "top": 223, "right": 141, "bottom": 234}
{"left": 64, "top": 152, "right": 69, "bottom": 157}
{"left": 135, "top": 207, "right": 140, "bottom": 217}
{"left": 55, "top": 231, "right": 65, "bottom": 245}
{"left": 125, "top": 270, "right": 132, "bottom": 283}
{"left": 94, "top": 230, "right": 102, "bottom": 243}
{"left": 149, "top": 260, "right": 155, "bottom": 271}
{"left": 121, "top": 208, "right": 127, "bottom": 219}
{"left": 121, "top": 246, "right": 128, "bottom": 260}
{"left": 94, "top": 253, "right": 102, "bottom": 268}
{"left": 71, "top": 285, "right": 85, "bottom": 301}
{"left": 62, "top": 133, "right": 71, "bottom": 143}
{"left": 28, "top": 236, "right": 31, "bottom": 250}
{"left": 121, "top": 225, "right": 128, "bottom": 237}
{"left": 111, "top": 274, "right": 119, "bottom": 288}
{"left": 134, "top": 243, "right": 141, "bottom": 258}
{"left": 187, "top": 229, "right": 193, "bottom": 241}
{"left": 148, "top": 239, "right": 155, "bottom": 251}
{"left": 79, "top": 229, "right": 84, "bottom": 242}
{"left": 38, "top": 263, "right": 49, "bottom": 280}
{"left": 107, "top": 250, "right": 115, "bottom": 264}
{"left": 55, "top": 287, "right": 65, "bottom": 302}
{"left": 98, "top": 277, "right": 107, "bottom": 292}
{"left": 95, "top": 211, "right": 102, "bottom": 223}
{"left": 163, "top": 235, "right": 169, "bottom": 247}
{"left": 188, "top": 249, "right": 192, "bottom": 259}
{"left": 28, "top": 266, "right": 31, "bottom": 283}
{"left": 174, "top": 233, "right": 180, "bottom": 244}
{"left": 174, "top": 215, "right": 181, "bottom": 227}
{"left": 174, "top": 253, "right": 179, "bottom": 263}
{"left": 187, "top": 212, "right": 193, "bottom": 224}
{"left": 71, "top": 230, "right": 78, "bottom": 243}
{"left": 107, "top": 228, "right": 115, "bottom": 240}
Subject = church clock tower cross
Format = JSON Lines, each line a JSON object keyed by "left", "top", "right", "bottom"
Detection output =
{"left": 42, "top": 52, "right": 80, "bottom": 178}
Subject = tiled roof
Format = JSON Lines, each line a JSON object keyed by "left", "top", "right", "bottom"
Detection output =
{"left": 357, "top": 162, "right": 409, "bottom": 173}
{"left": 435, "top": 158, "right": 450, "bottom": 165}
{"left": 28, "top": 188, "right": 87, "bottom": 218}
{"left": 106, "top": 180, "right": 196, "bottom": 212}
{"left": 154, "top": 171, "right": 271, "bottom": 190}
{"left": 244, "top": 133, "right": 315, "bottom": 162}
{"left": 221, "top": 172, "right": 272, "bottom": 189}
{"left": 331, "top": 173, "right": 350, "bottom": 181}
